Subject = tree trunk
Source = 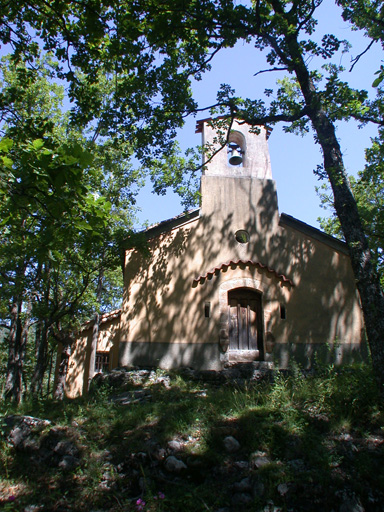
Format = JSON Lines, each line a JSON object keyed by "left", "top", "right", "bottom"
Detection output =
{"left": 285, "top": 31, "right": 384, "bottom": 393}
{"left": 4, "top": 299, "right": 25, "bottom": 403}
{"left": 88, "top": 266, "right": 104, "bottom": 389}
{"left": 30, "top": 322, "right": 49, "bottom": 397}
{"left": 30, "top": 262, "right": 52, "bottom": 397}
{"left": 46, "top": 346, "right": 55, "bottom": 398}
{"left": 311, "top": 111, "right": 384, "bottom": 391}
{"left": 53, "top": 339, "right": 72, "bottom": 400}
{"left": 88, "top": 312, "right": 100, "bottom": 388}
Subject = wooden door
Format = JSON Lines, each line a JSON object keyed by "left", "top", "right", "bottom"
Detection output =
{"left": 228, "top": 289, "right": 263, "bottom": 356}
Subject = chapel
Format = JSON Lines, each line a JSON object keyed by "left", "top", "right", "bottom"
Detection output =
{"left": 61, "top": 119, "right": 366, "bottom": 397}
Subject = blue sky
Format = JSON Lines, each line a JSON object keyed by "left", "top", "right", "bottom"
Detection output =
{"left": 0, "top": 0, "right": 379, "bottom": 231}
{"left": 135, "top": 0, "right": 380, "bottom": 230}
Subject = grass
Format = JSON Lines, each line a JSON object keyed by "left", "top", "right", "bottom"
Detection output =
{"left": 0, "top": 362, "right": 383, "bottom": 511}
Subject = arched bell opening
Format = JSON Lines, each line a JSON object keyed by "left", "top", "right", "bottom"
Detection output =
{"left": 227, "top": 130, "right": 246, "bottom": 167}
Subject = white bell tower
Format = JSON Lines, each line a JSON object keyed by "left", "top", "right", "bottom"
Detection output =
{"left": 196, "top": 118, "right": 279, "bottom": 229}
{"left": 196, "top": 118, "right": 273, "bottom": 179}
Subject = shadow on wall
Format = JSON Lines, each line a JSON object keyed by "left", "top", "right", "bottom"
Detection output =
{"left": 271, "top": 338, "right": 369, "bottom": 369}
{"left": 121, "top": 211, "right": 230, "bottom": 369}
{"left": 119, "top": 341, "right": 221, "bottom": 370}
{"left": 248, "top": 177, "right": 365, "bottom": 366}
{"left": 118, "top": 177, "right": 365, "bottom": 371}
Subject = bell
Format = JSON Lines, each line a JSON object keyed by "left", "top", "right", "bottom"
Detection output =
{"left": 229, "top": 148, "right": 243, "bottom": 165}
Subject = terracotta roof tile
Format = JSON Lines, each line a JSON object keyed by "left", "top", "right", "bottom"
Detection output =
{"left": 193, "top": 259, "right": 294, "bottom": 286}
{"left": 81, "top": 309, "right": 122, "bottom": 331}
{"left": 144, "top": 208, "right": 199, "bottom": 238}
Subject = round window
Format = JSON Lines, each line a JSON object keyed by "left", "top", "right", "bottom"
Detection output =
{"left": 235, "top": 230, "right": 250, "bottom": 244}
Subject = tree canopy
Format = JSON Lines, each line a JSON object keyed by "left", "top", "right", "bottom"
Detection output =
{"left": 0, "top": 53, "right": 141, "bottom": 400}
{"left": 1, "top": 0, "right": 384, "bottom": 394}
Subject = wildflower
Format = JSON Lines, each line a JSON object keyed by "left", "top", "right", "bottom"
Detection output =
{"left": 158, "top": 492, "right": 165, "bottom": 499}
{"left": 8, "top": 496, "right": 16, "bottom": 502}
{"left": 136, "top": 498, "right": 146, "bottom": 511}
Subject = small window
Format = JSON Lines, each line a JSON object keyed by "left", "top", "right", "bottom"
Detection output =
{"left": 280, "top": 305, "right": 286, "bottom": 320}
{"left": 95, "top": 352, "right": 110, "bottom": 373}
{"left": 204, "top": 302, "right": 211, "bottom": 318}
{"left": 235, "top": 230, "right": 250, "bottom": 244}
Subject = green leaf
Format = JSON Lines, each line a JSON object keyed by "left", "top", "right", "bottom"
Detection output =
{"left": 76, "top": 220, "right": 93, "bottom": 231}
{"left": 0, "top": 138, "right": 13, "bottom": 153}
{"left": 372, "top": 76, "right": 383, "bottom": 88}
{"left": 32, "top": 139, "right": 45, "bottom": 150}
{"left": 1, "top": 155, "right": 13, "bottom": 168}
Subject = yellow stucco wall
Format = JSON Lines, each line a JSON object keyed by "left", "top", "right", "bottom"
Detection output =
{"left": 65, "top": 315, "right": 121, "bottom": 398}
{"left": 118, "top": 176, "right": 364, "bottom": 369}
{"left": 64, "top": 122, "right": 366, "bottom": 396}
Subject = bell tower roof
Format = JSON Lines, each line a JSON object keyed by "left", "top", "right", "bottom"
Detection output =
{"left": 196, "top": 117, "right": 273, "bottom": 180}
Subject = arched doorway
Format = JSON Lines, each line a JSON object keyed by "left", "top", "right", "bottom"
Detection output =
{"left": 228, "top": 288, "right": 264, "bottom": 359}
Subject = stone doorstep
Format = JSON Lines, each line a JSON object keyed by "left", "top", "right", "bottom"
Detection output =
{"left": 227, "top": 350, "right": 261, "bottom": 363}
{"left": 226, "top": 353, "right": 274, "bottom": 368}
{"left": 225, "top": 359, "right": 276, "bottom": 370}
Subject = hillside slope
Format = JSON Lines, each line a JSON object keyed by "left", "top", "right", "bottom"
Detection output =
{"left": 1, "top": 364, "right": 383, "bottom": 511}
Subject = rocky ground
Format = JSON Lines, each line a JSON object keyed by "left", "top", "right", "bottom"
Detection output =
{"left": 1, "top": 366, "right": 384, "bottom": 511}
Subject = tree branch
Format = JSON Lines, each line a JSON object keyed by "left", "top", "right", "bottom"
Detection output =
{"left": 254, "top": 66, "right": 289, "bottom": 77}
{"left": 183, "top": 104, "right": 309, "bottom": 176}
{"left": 296, "top": 0, "right": 320, "bottom": 34}
{"left": 238, "top": 107, "right": 310, "bottom": 126}
{"left": 350, "top": 113, "right": 384, "bottom": 126}
{"left": 184, "top": 113, "right": 237, "bottom": 175}
{"left": 190, "top": 45, "right": 224, "bottom": 76}
{"left": 180, "top": 102, "right": 231, "bottom": 119}
{"left": 349, "top": 39, "right": 376, "bottom": 72}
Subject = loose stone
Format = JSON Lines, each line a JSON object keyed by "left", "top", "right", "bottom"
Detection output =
{"left": 223, "top": 436, "right": 240, "bottom": 453}
{"left": 164, "top": 455, "right": 187, "bottom": 473}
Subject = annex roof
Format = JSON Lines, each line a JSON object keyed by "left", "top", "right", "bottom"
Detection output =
{"left": 81, "top": 309, "right": 122, "bottom": 332}
{"left": 143, "top": 208, "right": 200, "bottom": 240}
